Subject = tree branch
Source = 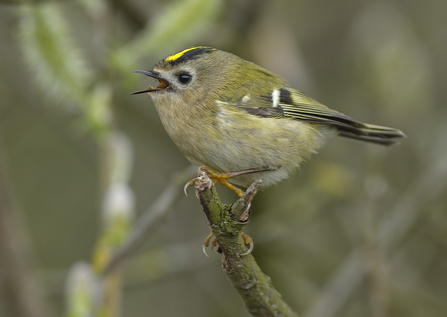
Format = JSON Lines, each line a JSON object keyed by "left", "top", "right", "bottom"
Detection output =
{"left": 195, "top": 170, "right": 298, "bottom": 317}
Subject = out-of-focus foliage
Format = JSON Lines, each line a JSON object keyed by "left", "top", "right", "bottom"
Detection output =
{"left": 18, "top": 4, "right": 91, "bottom": 105}
{"left": 112, "top": 0, "right": 223, "bottom": 84}
{"left": 65, "top": 263, "right": 97, "bottom": 317}
{"left": 0, "top": 0, "right": 446, "bottom": 316}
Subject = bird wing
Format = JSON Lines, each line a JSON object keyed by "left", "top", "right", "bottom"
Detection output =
{"left": 229, "top": 86, "right": 405, "bottom": 145}
{"left": 234, "top": 86, "right": 365, "bottom": 130}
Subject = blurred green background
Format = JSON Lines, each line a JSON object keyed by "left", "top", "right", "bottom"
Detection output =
{"left": 1, "top": 0, "right": 446, "bottom": 316}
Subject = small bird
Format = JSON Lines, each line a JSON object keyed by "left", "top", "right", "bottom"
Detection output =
{"left": 132, "top": 46, "right": 405, "bottom": 195}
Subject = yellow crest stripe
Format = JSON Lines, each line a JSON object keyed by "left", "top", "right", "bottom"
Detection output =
{"left": 165, "top": 46, "right": 212, "bottom": 62}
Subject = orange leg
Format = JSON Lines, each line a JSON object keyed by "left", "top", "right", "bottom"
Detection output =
{"left": 199, "top": 166, "right": 245, "bottom": 197}
{"left": 185, "top": 166, "right": 276, "bottom": 198}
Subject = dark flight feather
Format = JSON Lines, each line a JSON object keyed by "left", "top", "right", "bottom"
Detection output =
{"left": 234, "top": 86, "right": 405, "bottom": 145}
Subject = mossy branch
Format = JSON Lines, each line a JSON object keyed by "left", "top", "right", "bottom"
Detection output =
{"left": 194, "top": 171, "right": 298, "bottom": 317}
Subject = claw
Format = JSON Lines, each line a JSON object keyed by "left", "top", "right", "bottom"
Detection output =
{"left": 240, "top": 232, "right": 254, "bottom": 256}
{"left": 240, "top": 239, "right": 254, "bottom": 256}
{"left": 183, "top": 179, "right": 197, "bottom": 196}
{"left": 203, "top": 232, "right": 254, "bottom": 256}
{"left": 202, "top": 232, "right": 214, "bottom": 257}
{"left": 202, "top": 243, "right": 209, "bottom": 257}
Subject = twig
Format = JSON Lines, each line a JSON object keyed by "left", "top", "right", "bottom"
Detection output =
{"left": 195, "top": 170, "right": 298, "bottom": 317}
{"left": 102, "top": 165, "right": 195, "bottom": 275}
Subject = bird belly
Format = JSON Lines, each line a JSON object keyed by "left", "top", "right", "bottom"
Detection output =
{"left": 174, "top": 107, "right": 332, "bottom": 187}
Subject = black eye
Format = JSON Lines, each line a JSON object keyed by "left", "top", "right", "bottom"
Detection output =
{"left": 178, "top": 73, "right": 192, "bottom": 84}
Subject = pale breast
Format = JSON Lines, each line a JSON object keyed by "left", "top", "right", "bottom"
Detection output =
{"left": 187, "top": 103, "right": 332, "bottom": 186}
{"left": 153, "top": 95, "right": 333, "bottom": 187}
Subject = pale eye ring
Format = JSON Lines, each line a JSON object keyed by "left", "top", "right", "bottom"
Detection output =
{"left": 178, "top": 73, "right": 192, "bottom": 84}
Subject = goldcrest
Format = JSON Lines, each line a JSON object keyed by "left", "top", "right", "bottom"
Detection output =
{"left": 132, "top": 46, "right": 405, "bottom": 187}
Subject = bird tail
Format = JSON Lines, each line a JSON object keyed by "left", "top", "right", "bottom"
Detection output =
{"left": 337, "top": 123, "right": 406, "bottom": 146}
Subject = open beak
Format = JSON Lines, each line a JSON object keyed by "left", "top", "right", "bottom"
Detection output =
{"left": 130, "top": 70, "right": 170, "bottom": 95}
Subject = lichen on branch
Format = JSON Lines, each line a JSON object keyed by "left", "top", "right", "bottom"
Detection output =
{"left": 195, "top": 170, "right": 298, "bottom": 317}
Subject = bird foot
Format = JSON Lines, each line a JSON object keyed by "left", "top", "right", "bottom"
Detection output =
{"left": 202, "top": 232, "right": 254, "bottom": 257}
{"left": 184, "top": 166, "right": 275, "bottom": 197}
